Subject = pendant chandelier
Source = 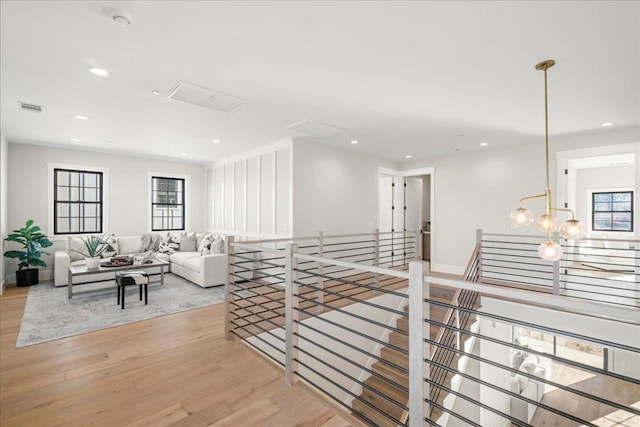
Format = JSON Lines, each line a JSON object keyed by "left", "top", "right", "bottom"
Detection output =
{"left": 509, "top": 60, "right": 586, "bottom": 261}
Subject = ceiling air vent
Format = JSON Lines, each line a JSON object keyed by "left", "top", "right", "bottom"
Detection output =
{"left": 166, "top": 81, "right": 247, "bottom": 113}
{"left": 286, "top": 119, "right": 343, "bottom": 138}
{"left": 18, "top": 101, "right": 44, "bottom": 113}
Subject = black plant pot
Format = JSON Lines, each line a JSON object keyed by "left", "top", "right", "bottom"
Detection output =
{"left": 16, "top": 269, "right": 39, "bottom": 287}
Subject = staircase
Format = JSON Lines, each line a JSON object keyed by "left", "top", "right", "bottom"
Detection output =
{"left": 351, "top": 246, "right": 482, "bottom": 426}
{"left": 351, "top": 284, "right": 457, "bottom": 426}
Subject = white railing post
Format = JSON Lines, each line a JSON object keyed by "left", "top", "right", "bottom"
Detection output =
{"left": 316, "top": 231, "right": 324, "bottom": 314}
{"left": 224, "top": 235, "right": 235, "bottom": 341}
{"left": 285, "top": 243, "right": 299, "bottom": 386}
{"left": 409, "top": 260, "right": 429, "bottom": 427}
{"left": 476, "top": 229, "right": 483, "bottom": 282}
{"left": 373, "top": 228, "right": 380, "bottom": 290}
{"left": 553, "top": 232, "right": 560, "bottom": 295}
{"left": 416, "top": 229, "right": 422, "bottom": 261}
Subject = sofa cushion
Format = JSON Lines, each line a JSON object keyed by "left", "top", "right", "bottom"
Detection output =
{"left": 118, "top": 236, "right": 143, "bottom": 255}
{"left": 170, "top": 251, "right": 200, "bottom": 267}
{"left": 102, "top": 234, "right": 119, "bottom": 257}
{"left": 183, "top": 257, "right": 201, "bottom": 273}
{"left": 67, "top": 237, "right": 88, "bottom": 261}
{"left": 198, "top": 234, "right": 213, "bottom": 254}
{"left": 179, "top": 232, "right": 197, "bottom": 252}
{"left": 210, "top": 235, "right": 225, "bottom": 254}
{"left": 155, "top": 252, "right": 170, "bottom": 262}
{"left": 140, "top": 233, "right": 162, "bottom": 252}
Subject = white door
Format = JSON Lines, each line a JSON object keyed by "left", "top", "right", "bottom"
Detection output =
{"left": 404, "top": 177, "right": 423, "bottom": 233}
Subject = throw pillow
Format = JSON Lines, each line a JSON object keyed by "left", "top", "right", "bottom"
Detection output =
{"left": 101, "top": 234, "right": 119, "bottom": 258}
{"left": 158, "top": 241, "right": 179, "bottom": 254}
{"left": 140, "top": 233, "right": 162, "bottom": 252}
{"left": 67, "top": 236, "right": 88, "bottom": 261}
{"left": 179, "top": 232, "right": 197, "bottom": 252}
{"left": 210, "top": 235, "right": 225, "bottom": 254}
{"left": 198, "top": 234, "right": 213, "bottom": 255}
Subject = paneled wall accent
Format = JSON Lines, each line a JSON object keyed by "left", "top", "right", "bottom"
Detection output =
{"left": 207, "top": 144, "right": 291, "bottom": 239}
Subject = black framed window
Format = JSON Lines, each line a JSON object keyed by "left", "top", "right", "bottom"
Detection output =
{"left": 54, "top": 168, "right": 103, "bottom": 234}
{"left": 592, "top": 191, "right": 633, "bottom": 232}
{"left": 151, "top": 176, "right": 185, "bottom": 231}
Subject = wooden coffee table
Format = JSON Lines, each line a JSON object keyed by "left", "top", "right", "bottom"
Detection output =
{"left": 67, "top": 258, "right": 169, "bottom": 299}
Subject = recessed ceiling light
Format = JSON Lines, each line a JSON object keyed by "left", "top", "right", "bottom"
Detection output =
{"left": 69, "top": 137, "right": 80, "bottom": 142}
{"left": 152, "top": 90, "right": 160, "bottom": 95}
{"left": 88, "top": 67, "right": 109, "bottom": 77}
{"left": 181, "top": 153, "right": 188, "bottom": 157}
{"left": 350, "top": 140, "right": 359, "bottom": 145}
{"left": 480, "top": 142, "right": 488, "bottom": 147}
{"left": 600, "top": 122, "right": 614, "bottom": 127}
{"left": 405, "top": 155, "right": 412, "bottom": 159}
{"left": 74, "top": 115, "right": 90, "bottom": 120}
{"left": 212, "top": 139, "right": 221, "bottom": 144}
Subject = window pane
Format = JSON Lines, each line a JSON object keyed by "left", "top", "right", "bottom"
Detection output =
{"left": 612, "top": 221, "right": 631, "bottom": 231}
{"left": 57, "top": 171, "right": 70, "bottom": 186}
{"left": 84, "top": 188, "right": 99, "bottom": 202}
{"left": 57, "top": 219, "right": 69, "bottom": 233}
{"left": 612, "top": 212, "right": 631, "bottom": 222}
{"left": 612, "top": 202, "right": 631, "bottom": 211}
{"left": 85, "top": 204, "right": 97, "bottom": 217}
{"left": 57, "top": 203, "right": 69, "bottom": 217}
{"left": 84, "top": 173, "right": 98, "bottom": 188}
{"left": 69, "top": 172, "right": 80, "bottom": 187}
{"left": 594, "top": 193, "right": 612, "bottom": 202}
{"left": 70, "top": 204, "right": 80, "bottom": 217}
{"left": 594, "top": 202, "right": 611, "bottom": 212}
{"left": 612, "top": 192, "right": 631, "bottom": 202}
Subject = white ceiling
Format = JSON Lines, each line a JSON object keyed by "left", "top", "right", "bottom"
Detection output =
{"left": 1, "top": 1, "right": 638, "bottom": 164}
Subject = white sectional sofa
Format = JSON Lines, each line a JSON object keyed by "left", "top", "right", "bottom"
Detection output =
{"left": 54, "top": 233, "right": 226, "bottom": 288}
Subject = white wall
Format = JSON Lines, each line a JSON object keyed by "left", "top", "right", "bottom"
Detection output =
{"left": 6, "top": 143, "right": 205, "bottom": 282}
{"left": 292, "top": 139, "right": 397, "bottom": 237}
{"left": 0, "top": 133, "right": 8, "bottom": 294}
{"left": 403, "top": 127, "right": 640, "bottom": 274}
{"left": 575, "top": 164, "right": 635, "bottom": 236}
{"left": 206, "top": 140, "right": 291, "bottom": 239}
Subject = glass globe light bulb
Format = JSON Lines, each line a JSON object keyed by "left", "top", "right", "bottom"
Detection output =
{"left": 510, "top": 207, "right": 534, "bottom": 228}
{"left": 536, "top": 214, "right": 559, "bottom": 233}
{"left": 538, "top": 240, "right": 563, "bottom": 261}
{"left": 560, "top": 219, "right": 586, "bottom": 240}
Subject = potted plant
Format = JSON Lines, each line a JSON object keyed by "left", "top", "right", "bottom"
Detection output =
{"left": 76, "top": 234, "right": 109, "bottom": 269}
{"left": 3, "top": 219, "right": 53, "bottom": 286}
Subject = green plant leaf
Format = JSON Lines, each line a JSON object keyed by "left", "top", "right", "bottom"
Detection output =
{"left": 25, "top": 219, "right": 34, "bottom": 228}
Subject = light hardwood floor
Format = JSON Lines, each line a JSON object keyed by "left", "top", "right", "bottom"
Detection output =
{"left": 0, "top": 285, "right": 357, "bottom": 427}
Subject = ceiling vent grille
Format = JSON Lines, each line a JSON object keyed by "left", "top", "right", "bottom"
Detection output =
{"left": 166, "top": 81, "right": 247, "bottom": 113}
{"left": 286, "top": 119, "right": 343, "bottom": 138}
{"left": 18, "top": 101, "right": 44, "bottom": 113}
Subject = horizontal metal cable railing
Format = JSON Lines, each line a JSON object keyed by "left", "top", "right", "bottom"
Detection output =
{"left": 225, "top": 232, "right": 639, "bottom": 427}
{"left": 479, "top": 230, "right": 639, "bottom": 308}
{"left": 225, "top": 230, "right": 419, "bottom": 374}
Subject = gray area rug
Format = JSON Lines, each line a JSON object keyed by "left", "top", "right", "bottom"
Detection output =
{"left": 16, "top": 274, "right": 225, "bottom": 348}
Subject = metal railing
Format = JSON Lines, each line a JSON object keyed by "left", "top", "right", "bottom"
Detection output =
{"left": 225, "top": 232, "right": 640, "bottom": 427}
{"left": 479, "top": 230, "right": 639, "bottom": 308}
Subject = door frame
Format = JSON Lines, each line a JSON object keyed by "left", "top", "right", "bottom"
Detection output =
{"left": 378, "top": 166, "right": 436, "bottom": 262}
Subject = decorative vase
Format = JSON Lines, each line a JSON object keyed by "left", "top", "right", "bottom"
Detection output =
{"left": 85, "top": 256, "right": 101, "bottom": 269}
{"left": 16, "top": 268, "right": 39, "bottom": 286}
